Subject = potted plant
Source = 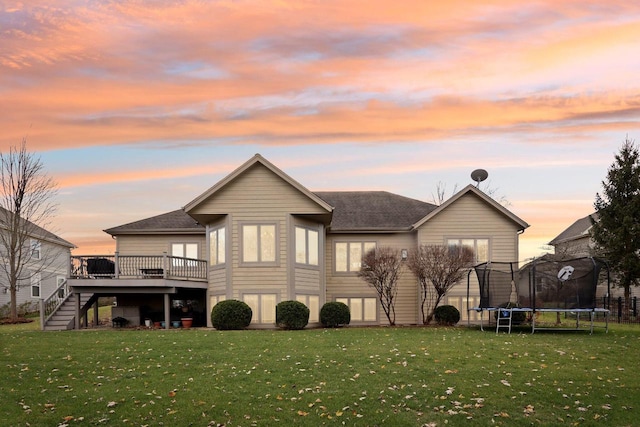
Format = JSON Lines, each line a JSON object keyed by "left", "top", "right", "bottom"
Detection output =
{"left": 180, "top": 303, "right": 194, "bottom": 329}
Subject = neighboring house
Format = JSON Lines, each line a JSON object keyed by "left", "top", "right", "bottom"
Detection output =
{"left": 63, "top": 154, "right": 529, "bottom": 329}
{"left": 0, "top": 208, "right": 75, "bottom": 313}
{"left": 549, "top": 212, "right": 636, "bottom": 300}
{"left": 548, "top": 212, "right": 598, "bottom": 257}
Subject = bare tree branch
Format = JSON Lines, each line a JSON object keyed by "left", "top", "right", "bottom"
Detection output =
{"left": 0, "top": 139, "right": 59, "bottom": 320}
{"left": 406, "top": 244, "right": 474, "bottom": 325}
{"left": 357, "top": 246, "right": 402, "bottom": 326}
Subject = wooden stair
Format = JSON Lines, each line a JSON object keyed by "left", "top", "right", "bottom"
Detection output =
{"left": 42, "top": 293, "right": 93, "bottom": 331}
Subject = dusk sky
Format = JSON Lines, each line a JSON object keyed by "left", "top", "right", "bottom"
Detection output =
{"left": 2, "top": 1, "right": 639, "bottom": 262}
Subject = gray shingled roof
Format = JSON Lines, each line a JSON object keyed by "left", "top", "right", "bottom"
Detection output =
{"left": 315, "top": 191, "right": 437, "bottom": 231}
{"left": 105, "top": 192, "right": 437, "bottom": 235}
{"left": 549, "top": 212, "right": 598, "bottom": 245}
{"left": 104, "top": 209, "right": 204, "bottom": 235}
{"left": 0, "top": 207, "right": 75, "bottom": 248}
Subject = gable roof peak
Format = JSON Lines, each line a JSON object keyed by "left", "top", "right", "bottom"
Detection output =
{"left": 412, "top": 184, "right": 529, "bottom": 231}
{"left": 183, "top": 154, "right": 333, "bottom": 214}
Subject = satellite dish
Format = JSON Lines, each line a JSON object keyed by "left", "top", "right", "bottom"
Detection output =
{"left": 557, "top": 265, "right": 574, "bottom": 281}
{"left": 470, "top": 169, "right": 488, "bottom": 186}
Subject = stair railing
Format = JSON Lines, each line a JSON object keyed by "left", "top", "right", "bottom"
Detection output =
{"left": 40, "top": 278, "right": 71, "bottom": 330}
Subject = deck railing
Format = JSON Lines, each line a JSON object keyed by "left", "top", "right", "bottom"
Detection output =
{"left": 70, "top": 253, "right": 208, "bottom": 282}
{"left": 40, "top": 277, "right": 71, "bottom": 328}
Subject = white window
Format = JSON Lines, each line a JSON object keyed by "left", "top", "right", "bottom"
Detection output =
{"left": 243, "top": 294, "right": 277, "bottom": 324}
{"left": 57, "top": 276, "right": 66, "bottom": 298}
{"left": 296, "top": 294, "right": 320, "bottom": 323}
{"left": 172, "top": 243, "right": 198, "bottom": 266}
{"left": 242, "top": 224, "right": 276, "bottom": 263}
{"left": 447, "top": 238, "right": 489, "bottom": 263}
{"left": 209, "top": 227, "right": 226, "bottom": 266}
{"left": 335, "top": 241, "right": 376, "bottom": 272}
{"left": 30, "top": 239, "right": 41, "bottom": 260}
{"left": 31, "top": 273, "right": 41, "bottom": 298}
{"left": 295, "top": 226, "right": 319, "bottom": 266}
{"left": 336, "top": 297, "right": 377, "bottom": 322}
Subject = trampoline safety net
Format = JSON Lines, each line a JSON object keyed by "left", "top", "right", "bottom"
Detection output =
{"left": 470, "top": 257, "right": 609, "bottom": 311}
{"left": 522, "top": 256, "right": 608, "bottom": 310}
{"left": 473, "top": 262, "right": 521, "bottom": 308}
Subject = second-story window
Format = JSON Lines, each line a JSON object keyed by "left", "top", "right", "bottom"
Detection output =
{"left": 30, "top": 239, "right": 41, "bottom": 260}
{"left": 335, "top": 241, "right": 376, "bottom": 272}
{"left": 209, "top": 227, "right": 226, "bottom": 266}
{"left": 242, "top": 224, "right": 276, "bottom": 263}
{"left": 447, "top": 238, "right": 489, "bottom": 263}
{"left": 295, "top": 226, "right": 318, "bottom": 266}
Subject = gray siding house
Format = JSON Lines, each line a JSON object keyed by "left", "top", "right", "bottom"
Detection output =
{"left": 549, "top": 213, "right": 598, "bottom": 257}
{"left": 0, "top": 208, "right": 75, "bottom": 315}
{"left": 55, "top": 154, "right": 528, "bottom": 329}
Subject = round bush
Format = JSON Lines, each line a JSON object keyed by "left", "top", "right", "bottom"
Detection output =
{"left": 210, "top": 300, "right": 252, "bottom": 330}
{"left": 434, "top": 305, "right": 461, "bottom": 326}
{"left": 276, "top": 300, "right": 310, "bottom": 330}
{"left": 494, "top": 301, "right": 527, "bottom": 325}
{"left": 320, "top": 301, "right": 350, "bottom": 328}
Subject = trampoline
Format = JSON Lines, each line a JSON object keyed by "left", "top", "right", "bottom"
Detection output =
{"left": 467, "top": 257, "right": 610, "bottom": 334}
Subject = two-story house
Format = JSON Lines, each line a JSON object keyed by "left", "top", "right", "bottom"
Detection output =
{"left": 0, "top": 207, "right": 75, "bottom": 316}
{"left": 57, "top": 154, "right": 528, "bottom": 330}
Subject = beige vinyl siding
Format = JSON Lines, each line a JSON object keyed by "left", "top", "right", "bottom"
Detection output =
{"left": 325, "top": 233, "right": 419, "bottom": 325}
{"left": 417, "top": 192, "right": 521, "bottom": 321}
{"left": 115, "top": 234, "right": 206, "bottom": 258}
{"left": 209, "top": 267, "right": 227, "bottom": 294}
{"left": 295, "top": 267, "right": 320, "bottom": 292}
{"left": 417, "top": 192, "right": 520, "bottom": 260}
{"left": 190, "top": 164, "right": 328, "bottom": 317}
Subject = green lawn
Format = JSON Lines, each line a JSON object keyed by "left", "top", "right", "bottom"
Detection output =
{"left": 1, "top": 323, "right": 639, "bottom": 426}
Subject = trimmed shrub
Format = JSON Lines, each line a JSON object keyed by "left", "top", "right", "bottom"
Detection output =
{"left": 434, "top": 305, "right": 461, "bottom": 326}
{"left": 276, "top": 300, "right": 310, "bottom": 330}
{"left": 320, "top": 301, "right": 350, "bottom": 328}
{"left": 494, "top": 301, "right": 527, "bottom": 325}
{"left": 210, "top": 300, "right": 252, "bottom": 330}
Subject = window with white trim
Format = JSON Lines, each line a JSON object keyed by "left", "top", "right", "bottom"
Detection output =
{"left": 30, "top": 239, "right": 41, "bottom": 260}
{"left": 296, "top": 294, "right": 320, "bottom": 323}
{"left": 336, "top": 297, "right": 377, "bottom": 322}
{"left": 242, "top": 224, "right": 276, "bottom": 263}
{"left": 31, "top": 273, "right": 41, "bottom": 298}
{"left": 447, "top": 238, "right": 489, "bottom": 263}
{"left": 295, "top": 226, "right": 319, "bottom": 266}
{"left": 243, "top": 293, "right": 277, "bottom": 324}
{"left": 209, "top": 227, "right": 226, "bottom": 266}
{"left": 335, "top": 241, "right": 376, "bottom": 272}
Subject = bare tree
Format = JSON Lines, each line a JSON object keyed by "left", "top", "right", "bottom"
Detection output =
{"left": 430, "top": 180, "right": 510, "bottom": 208}
{"left": 430, "top": 181, "right": 458, "bottom": 206}
{"left": 407, "top": 244, "right": 474, "bottom": 325}
{"left": 0, "top": 139, "right": 58, "bottom": 321}
{"left": 357, "top": 246, "right": 402, "bottom": 326}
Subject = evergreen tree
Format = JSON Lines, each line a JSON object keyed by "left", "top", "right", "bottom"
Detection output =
{"left": 591, "top": 138, "right": 640, "bottom": 311}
